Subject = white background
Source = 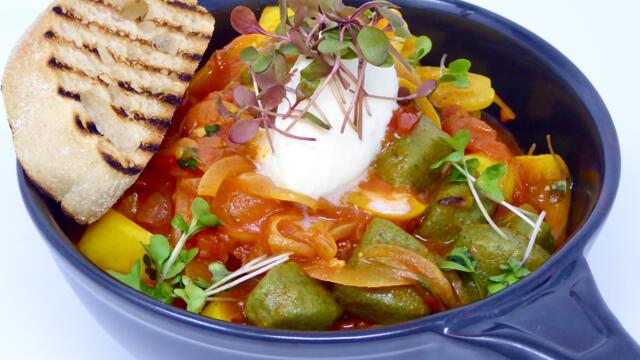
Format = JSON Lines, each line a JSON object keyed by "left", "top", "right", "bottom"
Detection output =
{"left": 0, "top": 1, "right": 638, "bottom": 359}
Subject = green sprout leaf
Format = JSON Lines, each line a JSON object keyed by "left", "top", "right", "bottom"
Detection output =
{"left": 252, "top": 51, "right": 274, "bottom": 73}
{"left": 278, "top": 42, "right": 300, "bottom": 58}
{"left": 318, "top": 37, "right": 351, "bottom": 54}
{"left": 357, "top": 26, "right": 390, "bottom": 66}
{"left": 408, "top": 36, "right": 432, "bottom": 65}
{"left": 165, "top": 248, "right": 199, "bottom": 280}
{"left": 174, "top": 279, "right": 208, "bottom": 313}
{"left": 300, "top": 60, "right": 331, "bottom": 81}
{"left": 143, "top": 281, "right": 174, "bottom": 304}
{"left": 378, "top": 7, "right": 411, "bottom": 38}
{"left": 304, "top": 112, "right": 331, "bottom": 130}
{"left": 209, "top": 262, "right": 231, "bottom": 284}
{"left": 191, "top": 197, "right": 223, "bottom": 229}
{"left": 296, "top": 77, "right": 320, "bottom": 101}
{"left": 487, "top": 257, "right": 530, "bottom": 295}
{"left": 430, "top": 150, "right": 464, "bottom": 169}
{"left": 239, "top": 46, "right": 259, "bottom": 65}
{"left": 450, "top": 158, "right": 481, "bottom": 182}
{"left": 108, "top": 259, "right": 143, "bottom": 291}
{"left": 171, "top": 215, "right": 189, "bottom": 233}
{"left": 439, "top": 58, "right": 472, "bottom": 88}
{"left": 443, "top": 130, "right": 471, "bottom": 152}
{"left": 142, "top": 235, "right": 171, "bottom": 271}
{"left": 476, "top": 163, "right": 507, "bottom": 202}
{"left": 439, "top": 247, "right": 476, "bottom": 273}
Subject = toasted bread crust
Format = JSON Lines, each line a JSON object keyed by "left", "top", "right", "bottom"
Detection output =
{"left": 3, "top": 0, "right": 214, "bottom": 223}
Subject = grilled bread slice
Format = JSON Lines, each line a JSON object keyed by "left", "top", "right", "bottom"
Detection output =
{"left": 3, "top": 0, "right": 215, "bottom": 224}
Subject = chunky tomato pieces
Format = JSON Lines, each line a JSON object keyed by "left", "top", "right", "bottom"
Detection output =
{"left": 441, "top": 105, "right": 514, "bottom": 162}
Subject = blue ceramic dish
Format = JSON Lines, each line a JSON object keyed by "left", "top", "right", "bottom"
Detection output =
{"left": 16, "top": 0, "right": 640, "bottom": 358}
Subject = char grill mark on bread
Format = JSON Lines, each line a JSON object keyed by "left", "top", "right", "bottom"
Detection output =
{"left": 2, "top": 0, "right": 215, "bottom": 223}
{"left": 43, "top": 30, "right": 194, "bottom": 83}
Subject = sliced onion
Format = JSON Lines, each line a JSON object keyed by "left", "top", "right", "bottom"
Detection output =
{"left": 197, "top": 155, "right": 255, "bottom": 197}
{"left": 266, "top": 215, "right": 337, "bottom": 260}
{"left": 267, "top": 215, "right": 315, "bottom": 258}
{"left": 235, "top": 172, "right": 318, "bottom": 209}
{"left": 303, "top": 260, "right": 412, "bottom": 288}
{"left": 358, "top": 244, "right": 458, "bottom": 308}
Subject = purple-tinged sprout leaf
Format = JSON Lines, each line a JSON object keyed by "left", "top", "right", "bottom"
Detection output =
{"left": 255, "top": 71, "right": 278, "bottom": 91}
{"left": 229, "top": 117, "right": 261, "bottom": 144}
{"left": 351, "top": 1, "right": 399, "bottom": 20}
{"left": 216, "top": 97, "right": 232, "bottom": 118}
{"left": 233, "top": 86, "right": 258, "bottom": 108}
{"left": 415, "top": 79, "right": 437, "bottom": 98}
{"left": 294, "top": 5, "right": 309, "bottom": 27}
{"left": 261, "top": 86, "right": 286, "bottom": 110}
{"left": 230, "top": 6, "right": 263, "bottom": 35}
{"left": 273, "top": 52, "right": 290, "bottom": 84}
{"left": 290, "top": 29, "right": 309, "bottom": 55}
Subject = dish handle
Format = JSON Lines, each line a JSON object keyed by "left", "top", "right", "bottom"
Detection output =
{"left": 447, "top": 256, "right": 640, "bottom": 359}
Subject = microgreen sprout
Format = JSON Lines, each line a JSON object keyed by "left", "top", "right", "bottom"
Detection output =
{"left": 160, "top": 198, "right": 223, "bottom": 282}
{"left": 487, "top": 257, "right": 530, "bottom": 295}
{"left": 520, "top": 210, "right": 546, "bottom": 266}
{"left": 175, "top": 253, "right": 292, "bottom": 313}
{"left": 439, "top": 58, "right": 472, "bottom": 88}
{"left": 110, "top": 198, "right": 228, "bottom": 308}
{"left": 225, "top": 0, "right": 442, "bottom": 145}
{"left": 432, "top": 130, "right": 555, "bottom": 242}
{"left": 439, "top": 247, "right": 476, "bottom": 273}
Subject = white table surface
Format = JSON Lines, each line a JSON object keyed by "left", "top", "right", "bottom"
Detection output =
{"left": 0, "top": 1, "right": 638, "bottom": 359}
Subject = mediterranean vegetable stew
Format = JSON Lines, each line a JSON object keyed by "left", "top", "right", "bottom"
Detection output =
{"left": 77, "top": 0, "right": 572, "bottom": 330}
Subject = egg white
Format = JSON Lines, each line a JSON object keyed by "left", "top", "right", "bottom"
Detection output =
{"left": 257, "top": 57, "right": 399, "bottom": 201}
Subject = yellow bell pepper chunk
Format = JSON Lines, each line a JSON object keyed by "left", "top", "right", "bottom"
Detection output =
{"left": 202, "top": 301, "right": 238, "bottom": 322}
{"left": 515, "top": 154, "right": 572, "bottom": 244}
{"left": 259, "top": 6, "right": 294, "bottom": 34}
{"left": 347, "top": 187, "right": 427, "bottom": 221}
{"left": 465, "top": 154, "right": 517, "bottom": 202}
{"left": 417, "top": 66, "right": 496, "bottom": 112}
{"left": 398, "top": 78, "right": 441, "bottom": 128}
{"left": 78, "top": 210, "right": 150, "bottom": 274}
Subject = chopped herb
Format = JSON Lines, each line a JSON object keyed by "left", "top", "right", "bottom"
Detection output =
{"left": 177, "top": 157, "right": 198, "bottom": 171}
{"left": 177, "top": 147, "right": 198, "bottom": 171}
{"left": 205, "top": 124, "right": 221, "bottom": 136}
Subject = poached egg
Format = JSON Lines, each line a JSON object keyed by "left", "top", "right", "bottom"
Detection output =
{"left": 257, "top": 57, "right": 399, "bottom": 201}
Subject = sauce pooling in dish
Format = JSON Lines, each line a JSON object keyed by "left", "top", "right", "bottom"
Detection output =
{"left": 77, "top": 1, "right": 572, "bottom": 330}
